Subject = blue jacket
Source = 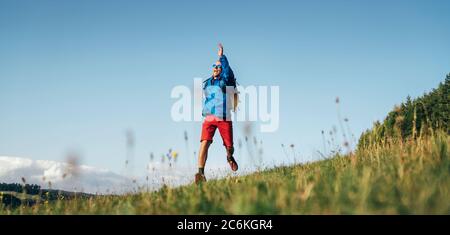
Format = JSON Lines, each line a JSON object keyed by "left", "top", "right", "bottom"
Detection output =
{"left": 202, "top": 55, "right": 236, "bottom": 120}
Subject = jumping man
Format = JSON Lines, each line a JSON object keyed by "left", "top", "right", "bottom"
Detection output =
{"left": 195, "top": 43, "right": 238, "bottom": 183}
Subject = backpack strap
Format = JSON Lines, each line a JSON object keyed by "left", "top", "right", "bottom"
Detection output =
{"left": 202, "top": 77, "right": 212, "bottom": 89}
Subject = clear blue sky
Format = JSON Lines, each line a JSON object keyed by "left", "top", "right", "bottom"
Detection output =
{"left": 1, "top": 0, "right": 449, "bottom": 176}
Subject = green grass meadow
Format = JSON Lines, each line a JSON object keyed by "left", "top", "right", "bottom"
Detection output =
{"left": 2, "top": 77, "right": 449, "bottom": 214}
{"left": 2, "top": 131, "right": 448, "bottom": 215}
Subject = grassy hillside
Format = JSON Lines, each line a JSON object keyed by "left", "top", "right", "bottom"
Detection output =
{"left": 1, "top": 131, "right": 448, "bottom": 215}
{"left": 2, "top": 75, "right": 449, "bottom": 215}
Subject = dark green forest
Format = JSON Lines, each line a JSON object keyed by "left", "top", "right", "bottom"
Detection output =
{"left": 1, "top": 183, "right": 93, "bottom": 208}
{"left": 0, "top": 183, "right": 41, "bottom": 195}
{"left": 358, "top": 73, "right": 450, "bottom": 149}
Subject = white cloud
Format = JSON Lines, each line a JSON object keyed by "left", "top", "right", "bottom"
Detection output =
{"left": 0, "top": 156, "right": 131, "bottom": 194}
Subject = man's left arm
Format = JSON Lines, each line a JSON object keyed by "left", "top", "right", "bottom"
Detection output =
{"left": 218, "top": 44, "right": 235, "bottom": 85}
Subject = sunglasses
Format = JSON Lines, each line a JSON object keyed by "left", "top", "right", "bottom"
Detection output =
{"left": 212, "top": 64, "right": 222, "bottom": 69}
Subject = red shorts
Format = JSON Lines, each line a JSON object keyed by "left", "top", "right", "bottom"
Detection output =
{"left": 200, "top": 115, "right": 233, "bottom": 147}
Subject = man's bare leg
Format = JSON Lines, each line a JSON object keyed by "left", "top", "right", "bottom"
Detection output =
{"left": 198, "top": 140, "right": 211, "bottom": 169}
{"left": 226, "top": 146, "right": 238, "bottom": 171}
{"left": 226, "top": 146, "right": 234, "bottom": 158}
{"left": 195, "top": 140, "right": 211, "bottom": 183}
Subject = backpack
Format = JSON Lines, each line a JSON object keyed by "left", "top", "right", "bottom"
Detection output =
{"left": 232, "top": 80, "right": 239, "bottom": 112}
{"left": 225, "top": 77, "right": 239, "bottom": 112}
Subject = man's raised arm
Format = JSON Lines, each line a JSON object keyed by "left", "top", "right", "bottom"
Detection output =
{"left": 217, "top": 43, "right": 234, "bottom": 82}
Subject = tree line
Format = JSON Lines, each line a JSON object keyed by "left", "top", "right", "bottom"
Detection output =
{"left": 358, "top": 73, "right": 449, "bottom": 149}
{"left": 0, "top": 183, "right": 41, "bottom": 195}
